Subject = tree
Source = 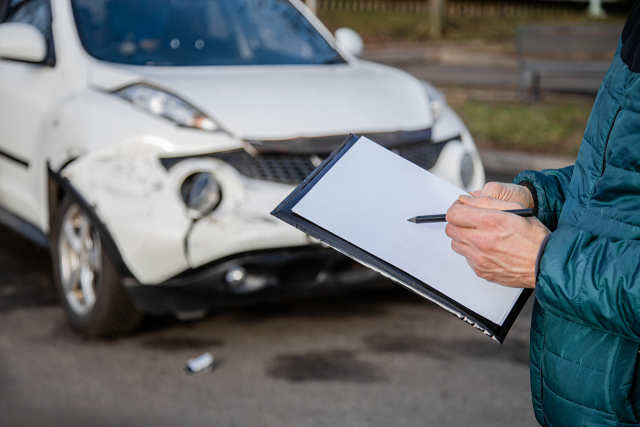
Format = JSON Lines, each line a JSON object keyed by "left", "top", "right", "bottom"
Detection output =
{"left": 430, "top": 0, "right": 446, "bottom": 39}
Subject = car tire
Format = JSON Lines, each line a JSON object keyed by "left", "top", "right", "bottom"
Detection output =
{"left": 51, "top": 196, "right": 143, "bottom": 337}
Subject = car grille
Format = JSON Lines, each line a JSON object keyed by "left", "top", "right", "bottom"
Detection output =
{"left": 209, "top": 150, "right": 318, "bottom": 185}
{"left": 210, "top": 139, "right": 450, "bottom": 184}
{"left": 392, "top": 139, "right": 449, "bottom": 171}
{"left": 161, "top": 138, "right": 452, "bottom": 185}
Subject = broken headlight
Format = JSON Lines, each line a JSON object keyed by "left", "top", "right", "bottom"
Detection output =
{"left": 180, "top": 172, "right": 222, "bottom": 218}
{"left": 114, "top": 84, "right": 218, "bottom": 131}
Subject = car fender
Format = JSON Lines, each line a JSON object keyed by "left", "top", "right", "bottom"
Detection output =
{"left": 57, "top": 134, "right": 244, "bottom": 285}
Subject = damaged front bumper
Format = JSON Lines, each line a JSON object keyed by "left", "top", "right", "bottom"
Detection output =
{"left": 122, "top": 246, "right": 384, "bottom": 314}
{"left": 57, "top": 136, "right": 315, "bottom": 285}
{"left": 52, "top": 122, "right": 477, "bottom": 314}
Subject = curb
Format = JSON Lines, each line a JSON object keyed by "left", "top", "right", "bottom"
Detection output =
{"left": 478, "top": 149, "right": 575, "bottom": 176}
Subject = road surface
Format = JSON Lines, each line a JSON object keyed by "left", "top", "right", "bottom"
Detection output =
{"left": 0, "top": 169, "right": 539, "bottom": 427}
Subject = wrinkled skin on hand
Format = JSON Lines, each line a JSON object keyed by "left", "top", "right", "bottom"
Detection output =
{"left": 445, "top": 191, "right": 549, "bottom": 289}
{"left": 469, "top": 182, "right": 535, "bottom": 210}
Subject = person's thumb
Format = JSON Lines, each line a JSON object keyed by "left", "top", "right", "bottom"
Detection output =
{"left": 468, "top": 190, "right": 482, "bottom": 198}
{"left": 459, "top": 195, "right": 524, "bottom": 211}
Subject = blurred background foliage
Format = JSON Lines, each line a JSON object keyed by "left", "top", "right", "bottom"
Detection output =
{"left": 315, "top": 0, "right": 632, "bottom": 154}
{"left": 317, "top": 0, "right": 630, "bottom": 43}
{"left": 452, "top": 101, "right": 591, "bottom": 155}
{"left": 319, "top": 9, "right": 624, "bottom": 43}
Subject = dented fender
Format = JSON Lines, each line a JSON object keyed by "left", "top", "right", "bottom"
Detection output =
{"left": 58, "top": 136, "right": 225, "bottom": 284}
{"left": 57, "top": 134, "right": 312, "bottom": 285}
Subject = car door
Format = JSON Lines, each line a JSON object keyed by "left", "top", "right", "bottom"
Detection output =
{"left": 0, "top": 0, "right": 62, "bottom": 229}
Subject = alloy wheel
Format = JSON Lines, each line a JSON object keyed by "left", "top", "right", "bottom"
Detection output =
{"left": 58, "top": 204, "right": 102, "bottom": 316}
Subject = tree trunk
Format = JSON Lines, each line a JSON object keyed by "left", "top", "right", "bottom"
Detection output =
{"left": 429, "top": 0, "right": 446, "bottom": 39}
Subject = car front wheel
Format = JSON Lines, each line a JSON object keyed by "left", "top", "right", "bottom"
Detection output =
{"left": 51, "top": 197, "right": 142, "bottom": 336}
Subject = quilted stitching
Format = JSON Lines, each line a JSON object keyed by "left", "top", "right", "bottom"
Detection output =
{"left": 543, "top": 380, "right": 615, "bottom": 416}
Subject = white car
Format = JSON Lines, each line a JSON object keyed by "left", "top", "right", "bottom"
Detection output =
{"left": 0, "top": 0, "right": 485, "bottom": 336}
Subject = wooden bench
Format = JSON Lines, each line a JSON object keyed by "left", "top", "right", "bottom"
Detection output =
{"left": 517, "top": 24, "right": 622, "bottom": 100}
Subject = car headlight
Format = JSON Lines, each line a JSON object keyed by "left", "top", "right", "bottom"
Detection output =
{"left": 180, "top": 172, "right": 222, "bottom": 218}
{"left": 114, "top": 84, "right": 218, "bottom": 131}
{"left": 421, "top": 81, "right": 447, "bottom": 121}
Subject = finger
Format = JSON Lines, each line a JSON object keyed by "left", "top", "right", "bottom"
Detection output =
{"left": 448, "top": 202, "right": 525, "bottom": 231}
{"left": 445, "top": 223, "right": 479, "bottom": 247}
{"left": 458, "top": 195, "right": 524, "bottom": 211}
{"left": 468, "top": 190, "right": 482, "bottom": 198}
{"left": 446, "top": 203, "right": 490, "bottom": 228}
{"left": 483, "top": 182, "right": 514, "bottom": 199}
{"left": 445, "top": 200, "right": 462, "bottom": 214}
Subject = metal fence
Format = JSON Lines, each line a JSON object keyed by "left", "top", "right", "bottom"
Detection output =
{"left": 317, "top": 0, "right": 604, "bottom": 16}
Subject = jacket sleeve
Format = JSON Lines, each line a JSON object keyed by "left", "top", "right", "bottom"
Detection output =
{"left": 536, "top": 224, "right": 640, "bottom": 343}
{"left": 513, "top": 166, "right": 574, "bottom": 231}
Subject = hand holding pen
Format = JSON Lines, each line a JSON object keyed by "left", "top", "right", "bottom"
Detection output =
{"left": 439, "top": 186, "right": 550, "bottom": 289}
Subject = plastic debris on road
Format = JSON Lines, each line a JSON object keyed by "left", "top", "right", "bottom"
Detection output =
{"left": 183, "top": 352, "right": 214, "bottom": 375}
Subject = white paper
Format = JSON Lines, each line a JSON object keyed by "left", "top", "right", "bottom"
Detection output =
{"left": 292, "top": 137, "right": 522, "bottom": 325}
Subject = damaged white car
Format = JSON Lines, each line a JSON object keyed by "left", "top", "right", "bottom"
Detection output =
{"left": 0, "top": 0, "right": 485, "bottom": 335}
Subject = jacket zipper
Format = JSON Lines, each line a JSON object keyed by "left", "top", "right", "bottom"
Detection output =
{"left": 602, "top": 107, "right": 622, "bottom": 176}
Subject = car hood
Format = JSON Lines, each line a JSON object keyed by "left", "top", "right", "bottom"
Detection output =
{"left": 89, "top": 62, "right": 433, "bottom": 141}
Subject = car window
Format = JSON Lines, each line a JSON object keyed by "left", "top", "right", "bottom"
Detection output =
{"left": 70, "top": 0, "right": 345, "bottom": 66}
{"left": 4, "top": 0, "right": 55, "bottom": 65}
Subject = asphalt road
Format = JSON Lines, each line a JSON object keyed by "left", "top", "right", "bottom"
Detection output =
{"left": 0, "top": 171, "right": 539, "bottom": 427}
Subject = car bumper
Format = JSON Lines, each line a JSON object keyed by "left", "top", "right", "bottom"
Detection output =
{"left": 123, "top": 246, "right": 385, "bottom": 314}
{"left": 60, "top": 106, "right": 483, "bottom": 286}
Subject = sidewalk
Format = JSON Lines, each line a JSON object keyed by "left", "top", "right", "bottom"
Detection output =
{"left": 478, "top": 148, "right": 575, "bottom": 175}
{"left": 362, "top": 40, "right": 604, "bottom": 94}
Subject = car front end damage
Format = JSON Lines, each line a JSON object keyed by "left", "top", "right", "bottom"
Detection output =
{"left": 55, "top": 106, "right": 483, "bottom": 315}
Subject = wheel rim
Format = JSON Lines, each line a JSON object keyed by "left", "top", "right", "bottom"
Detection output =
{"left": 58, "top": 204, "right": 102, "bottom": 316}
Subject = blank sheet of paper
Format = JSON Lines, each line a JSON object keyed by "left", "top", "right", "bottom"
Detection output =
{"left": 292, "top": 137, "right": 521, "bottom": 325}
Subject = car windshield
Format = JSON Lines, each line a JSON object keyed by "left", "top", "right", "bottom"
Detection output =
{"left": 70, "top": 0, "right": 345, "bottom": 66}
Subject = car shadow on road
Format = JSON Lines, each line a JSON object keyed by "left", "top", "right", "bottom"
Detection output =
{"left": 0, "top": 225, "right": 57, "bottom": 312}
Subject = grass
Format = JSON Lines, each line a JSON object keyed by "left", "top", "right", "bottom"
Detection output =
{"left": 317, "top": 10, "right": 626, "bottom": 43}
{"left": 450, "top": 101, "right": 592, "bottom": 155}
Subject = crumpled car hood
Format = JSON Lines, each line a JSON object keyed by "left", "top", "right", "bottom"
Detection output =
{"left": 89, "top": 61, "right": 433, "bottom": 141}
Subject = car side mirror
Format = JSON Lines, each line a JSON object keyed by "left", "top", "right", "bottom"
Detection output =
{"left": 334, "top": 28, "right": 364, "bottom": 58}
{"left": 0, "top": 22, "right": 46, "bottom": 63}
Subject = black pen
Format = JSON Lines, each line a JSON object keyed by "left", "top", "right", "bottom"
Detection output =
{"left": 407, "top": 208, "right": 535, "bottom": 224}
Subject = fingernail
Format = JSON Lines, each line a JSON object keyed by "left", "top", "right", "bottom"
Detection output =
{"left": 460, "top": 195, "right": 472, "bottom": 201}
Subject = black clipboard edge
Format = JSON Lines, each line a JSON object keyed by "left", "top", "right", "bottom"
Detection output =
{"left": 271, "top": 135, "right": 532, "bottom": 344}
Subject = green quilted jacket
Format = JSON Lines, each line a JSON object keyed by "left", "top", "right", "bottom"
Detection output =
{"left": 514, "top": 6, "right": 640, "bottom": 426}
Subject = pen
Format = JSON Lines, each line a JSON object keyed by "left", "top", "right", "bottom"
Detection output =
{"left": 407, "top": 208, "right": 535, "bottom": 223}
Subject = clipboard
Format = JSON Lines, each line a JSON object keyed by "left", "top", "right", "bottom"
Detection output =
{"left": 271, "top": 134, "right": 532, "bottom": 343}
